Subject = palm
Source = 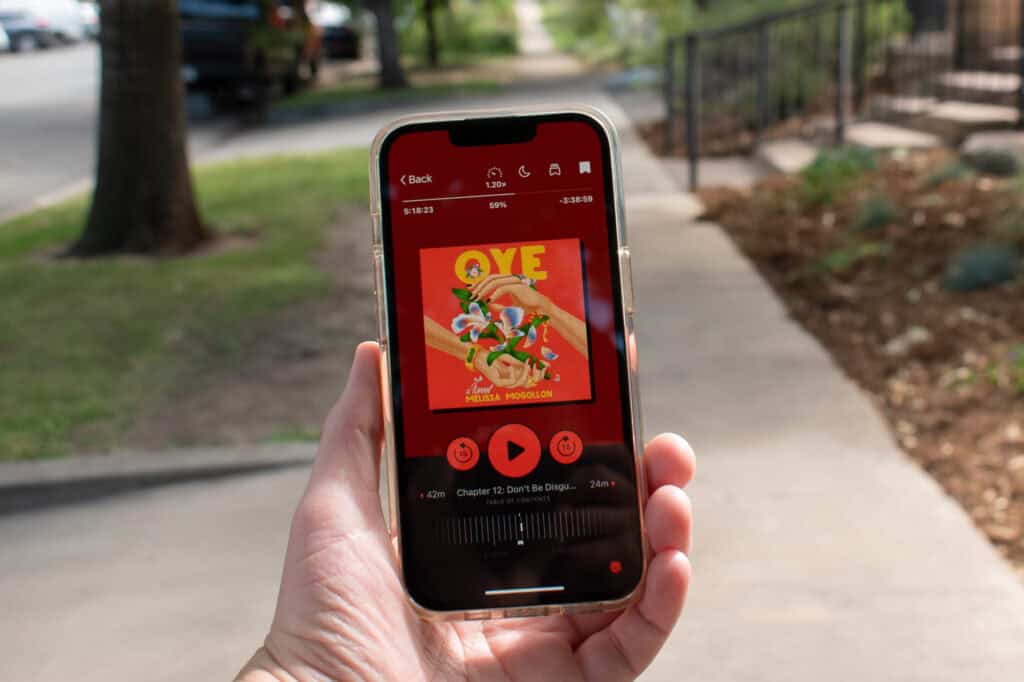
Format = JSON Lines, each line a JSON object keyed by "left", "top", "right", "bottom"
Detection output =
{"left": 241, "top": 343, "right": 695, "bottom": 682}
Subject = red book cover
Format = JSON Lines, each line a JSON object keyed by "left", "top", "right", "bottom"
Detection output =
{"left": 419, "top": 238, "right": 592, "bottom": 411}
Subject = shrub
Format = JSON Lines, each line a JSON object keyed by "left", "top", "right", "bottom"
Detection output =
{"left": 924, "top": 161, "right": 973, "bottom": 189}
{"left": 799, "top": 147, "right": 877, "bottom": 207}
{"left": 852, "top": 193, "right": 900, "bottom": 232}
{"left": 1013, "top": 345, "right": 1024, "bottom": 396}
{"left": 963, "top": 150, "right": 1019, "bottom": 177}
{"left": 819, "top": 240, "right": 891, "bottom": 274}
{"left": 943, "top": 242, "right": 1020, "bottom": 292}
{"left": 995, "top": 208, "right": 1024, "bottom": 245}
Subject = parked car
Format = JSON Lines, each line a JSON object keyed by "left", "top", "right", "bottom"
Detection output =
{"left": 78, "top": 0, "right": 97, "bottom": 40}
{"left": 0, "top": 0, "right": 84, "bottom": 52}
{"left": 310, "top": 1, "right": 359, "bottom": 60}
{"left": 180, "top": 0, "right": 322, "bottom": 105}
{"left": 0, "top": 24, "right": 8, "bottom": 51}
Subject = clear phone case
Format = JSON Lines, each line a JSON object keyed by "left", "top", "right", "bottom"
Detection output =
{"left": 368, "top": 105, "right": 647, "bottom": 621}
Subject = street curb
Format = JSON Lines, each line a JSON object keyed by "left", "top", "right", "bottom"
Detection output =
{"left": 0, "top": 443, "right": 316, "bottom": 515}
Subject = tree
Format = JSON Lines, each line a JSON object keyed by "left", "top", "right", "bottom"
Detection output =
{"left": 423, "top": 0, "right": 440, "bottom": 68}
{"left": 70, "top": 0, "right": 208, "bottom": 257}
{"left": 366, "top": 0, "right": 409, "bottom": 88}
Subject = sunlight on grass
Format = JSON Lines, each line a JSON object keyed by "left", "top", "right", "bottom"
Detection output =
{"left": 0, "top": 149, "right": 368, "bottom": 460}
{"left": 274, "top": 79, "right": 500, "bottom": 113}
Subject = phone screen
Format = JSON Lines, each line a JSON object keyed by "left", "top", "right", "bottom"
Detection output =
{"left": 377, "top": 113, "right": 643, "bottom": 613}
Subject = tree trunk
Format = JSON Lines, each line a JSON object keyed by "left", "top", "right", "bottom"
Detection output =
{"left": 70, "top": 0, "right": 208, "bottom": 257}
{"left": 424, "top": 0, "right": 440, "bottom": 68}
{"left": 367, "top": 0, "right": 409, "bottom": 88}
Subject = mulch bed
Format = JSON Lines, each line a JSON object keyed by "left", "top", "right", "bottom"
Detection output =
{"left": 700, "top": 149, "right": 1024, "bottom": 580}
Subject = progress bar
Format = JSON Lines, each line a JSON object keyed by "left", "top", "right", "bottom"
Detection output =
{"left": 485, "top": 585, "right": 565, "bottom": 596}
{"left": 401, "top": 187, "right": 592, "bottom": 204}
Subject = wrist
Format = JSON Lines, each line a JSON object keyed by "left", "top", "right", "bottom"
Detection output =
{"left": 466, "top": 344, "right": 484, "bottom": 371}
{"left": 235, "top": 647, "right": 300, "bottom": 682}
{"left": 536, "top": 296, "right": 556, "bottom": 318}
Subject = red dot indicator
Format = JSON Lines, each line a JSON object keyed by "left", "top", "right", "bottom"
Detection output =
{"left": 609, "top": 560, "right": 623, "bottom": 575}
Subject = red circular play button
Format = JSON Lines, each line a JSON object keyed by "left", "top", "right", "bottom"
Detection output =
{"left": 487, "top": 424, "right": 541, "bottom": 478}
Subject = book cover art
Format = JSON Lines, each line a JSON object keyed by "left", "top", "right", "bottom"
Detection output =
{"left": 419, "top": 238, "right": 592, "bottom": 411}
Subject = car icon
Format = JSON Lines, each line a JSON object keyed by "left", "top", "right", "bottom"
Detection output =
{"left": 548, "top": 163, "right": 562, "bottom": 176}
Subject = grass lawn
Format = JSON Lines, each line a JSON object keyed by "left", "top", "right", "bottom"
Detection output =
{"left": 0, "top": 149, "right": 368, "bottom": 461}
{"left": 275, "top": 79, "right": 500, "bottom": 114}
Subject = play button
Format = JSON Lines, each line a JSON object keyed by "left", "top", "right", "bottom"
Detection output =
{"left": 508, "top": 441, "right": 526, "bottom": 460}
{"left": 487, "top": 424, "right": 541, "bottom": 478}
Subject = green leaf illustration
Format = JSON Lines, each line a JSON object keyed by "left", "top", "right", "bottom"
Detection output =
{"left": 452, "top": 288, "right": 472, "bottom": 301}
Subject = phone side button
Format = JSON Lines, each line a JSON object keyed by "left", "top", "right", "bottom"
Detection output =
{"left": 619, "top": 246, "right": 634, "bottom": 314}
{"left": 373, "top": 250, "right": 387, "bottom": 342}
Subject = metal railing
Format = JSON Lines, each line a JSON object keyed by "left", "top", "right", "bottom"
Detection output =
{"left": 664, "top": 0, "right": 1024, "bottom": 189}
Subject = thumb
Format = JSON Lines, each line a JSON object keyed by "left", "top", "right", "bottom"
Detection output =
{"left": 308, "top": 341, "right": 384, "bottom": 504}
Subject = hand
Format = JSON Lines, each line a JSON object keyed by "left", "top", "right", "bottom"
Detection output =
{"left": 237, "top": 342, "right": 695, "bottom": 682}
{"left": 470, "top": 274, "right": 552, "bottom": 316}
{"left": 475, "top": 350, "right": 546, "bottom": 388}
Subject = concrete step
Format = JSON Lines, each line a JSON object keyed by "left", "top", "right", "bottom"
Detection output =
{"left": 869, "top": 95, "right": 1018, "bottom": 144}
{"left": 989, "top": 45, "right": 1024, "bottom": 73}
{"left": 962, "top": 129, "right": 1024, "bottom": 164}
{"left": 845, "top": 121, "right": 941, "bottom": 150}
{"left": 887, "top": 31, "right": 953, "bottom": 61}
{"left": 755, "top": 138, "right": 819, "bottom": 175}
{"left": 662, "top": 155, "right": 772, "bottom": 190}
{"left": 934, "top": 70, "right": 1019, "bottom": 107}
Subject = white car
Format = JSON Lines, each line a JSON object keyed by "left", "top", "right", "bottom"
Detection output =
{"left": 0, "top": 24, "right": 9, "bottom": 52}
{"left": 0, "top": 0, "right": 84, "bottom": 52}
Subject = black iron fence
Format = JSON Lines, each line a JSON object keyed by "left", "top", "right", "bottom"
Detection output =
{"left": 664, "top": 0, "right": 1024, "bottom": 189}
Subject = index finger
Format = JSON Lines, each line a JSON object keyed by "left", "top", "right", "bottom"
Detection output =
{"left": 643, "top": 433, "right": 696, "bottom": 493}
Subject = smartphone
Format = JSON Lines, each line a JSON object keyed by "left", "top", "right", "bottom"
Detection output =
{"left": 369, "top": 107, "right": 645, "bottom": 619}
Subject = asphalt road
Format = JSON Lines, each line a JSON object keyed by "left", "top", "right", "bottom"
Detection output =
{"left": 0, "top": 42, "right": 99, "bottom": 219}
{"left": 0, "top": 41, "right": 238, "bottom": 221}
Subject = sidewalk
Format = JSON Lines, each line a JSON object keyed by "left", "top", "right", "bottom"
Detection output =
{"left": 625, "top": 160, "right": 1024, "bottom": 679}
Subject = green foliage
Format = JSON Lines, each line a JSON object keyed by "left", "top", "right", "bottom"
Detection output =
{"left": 399, "top": 0, "right": 517, "bottom": 65}
{"left": 1013, "top": 345, "right": 1024, "bottom": 396}
{"left": 943, "top": 242, "right": 1020, "bottom": 292}
{"left": 963, "top": 150, "right": 1020, "bottom": 177}
{"left": 264, "top": 425, "right": 321, "bottom": 444}
{"left": 924, "top": 161, "right": 973, "bottom": 189}
{"left": 541, "top": 0, "right": 622, "bottom": 64}
{"left": 994, "top": 208, "right": 1024, "bottom": 245}
{"left": 543, "top": 0, "right": 910, "bottom": 67}
{"left": 798, "top": 147, "right": 877, "bottom": 207}
{"left": 275, "top": 80, "right": 500, "bottom": 113}
{"left": 852, "top": 193, "right": 899, "bottom": 232}
{"left": 818, "top": 240, "right": 891, "bottom": 274}
{"left": 0, "top": 149, "right": 368, "bottom": 460}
